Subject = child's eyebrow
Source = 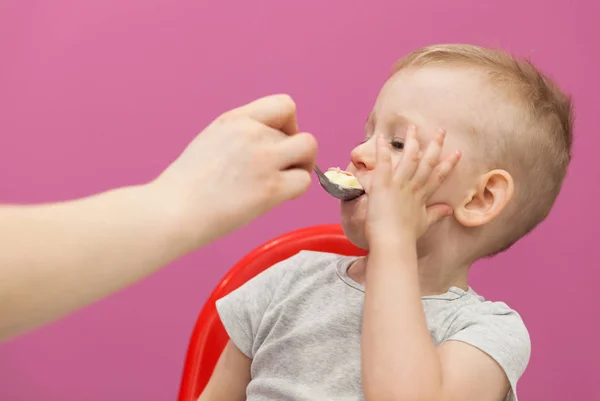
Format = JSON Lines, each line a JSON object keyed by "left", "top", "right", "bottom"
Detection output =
{"left": 390, "top": 113, "right": 412, "bottom": 127}
{"left": 380, "top": 113, "right": 412, "bottom": 137}
{"left": 366, "top": 112, "right": 414, "bottom": 137}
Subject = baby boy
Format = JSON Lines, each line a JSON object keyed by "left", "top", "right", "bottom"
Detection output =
{"left": 198, "top": 44, "right": 573, "bottom": 401}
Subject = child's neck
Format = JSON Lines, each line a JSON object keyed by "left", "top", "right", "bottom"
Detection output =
{"left": 417, "top": 251, "right": 470, "bottom": 295}
{"left": 349, "top": 250, "right": 470, "bottom": 296}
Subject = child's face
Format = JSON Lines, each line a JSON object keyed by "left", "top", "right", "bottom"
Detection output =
{"left": 341, "top": 66, "right": 486, "bottom": 249}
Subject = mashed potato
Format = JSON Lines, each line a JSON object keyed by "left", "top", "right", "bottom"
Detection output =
{"left": 324, "top": 167, "right": 363, "bottom": 190}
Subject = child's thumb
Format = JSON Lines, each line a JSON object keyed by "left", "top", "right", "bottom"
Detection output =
{"left": 427, "top": 204, "right": 453, "bottom": 226}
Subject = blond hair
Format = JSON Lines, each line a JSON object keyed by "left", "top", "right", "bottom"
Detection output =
{"left": 394, "top": 44, "right": 573, "bottom": 256}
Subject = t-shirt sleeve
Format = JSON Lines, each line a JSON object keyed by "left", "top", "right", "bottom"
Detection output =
{"left": 215, "top": 252, "right": 304, "bottom": 358}
{"left": 444, "top": 302, "right": 531, "bottom": 401}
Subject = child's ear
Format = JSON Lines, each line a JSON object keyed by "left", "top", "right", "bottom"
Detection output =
{"left": 454, "top": 169, "right": 514, "bottom": 227}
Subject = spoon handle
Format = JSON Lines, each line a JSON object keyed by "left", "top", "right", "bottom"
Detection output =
{"left": 313, "top": 165, "right": 329, "bottom": 184}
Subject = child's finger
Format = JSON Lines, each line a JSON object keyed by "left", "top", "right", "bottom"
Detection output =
{"left": 374, "top": 134, "right": 393, "bottom": 185}
{"left": 426, "top": 204, "right": 454, "bottom": 227}
{"left": 395, "top": 125, "right": 420, "bottom": 182}
{"left": 423, "top": 151, "right": 462, "bottom": 196}
{"left": 412, "top": 129, "right": 445, "bottom": 187}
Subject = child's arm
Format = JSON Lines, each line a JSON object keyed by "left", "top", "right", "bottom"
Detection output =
{"left": 361, "top": 129, "right": 524, "bottom": 401}
{"left": 198, "top": 341, "right": 251, "bottom": 401}
{"left": 362, "top": 243, "right": 510, "bottom": 401}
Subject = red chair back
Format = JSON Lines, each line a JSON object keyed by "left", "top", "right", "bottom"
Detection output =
{"left": 177, "top": 224, "right": 366, "bottom": 401}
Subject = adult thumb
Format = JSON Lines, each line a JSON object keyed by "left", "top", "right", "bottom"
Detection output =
{"left": 427, "top": 204, "right": 453, "bottom": 227}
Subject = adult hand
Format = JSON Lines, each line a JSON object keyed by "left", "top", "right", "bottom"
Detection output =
{"left": 0, "top": 94, "right": 317, "bottom": 340}
{"left": 153, "top": 94, "right": 318, "bottom": 248}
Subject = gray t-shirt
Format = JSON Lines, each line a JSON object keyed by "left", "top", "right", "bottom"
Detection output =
{"left": 216, "top": 251, "right": 531, "bottom": 401}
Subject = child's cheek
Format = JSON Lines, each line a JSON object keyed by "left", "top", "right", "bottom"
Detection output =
{"left": 427, "top": 176, "right": 461, "bottom": 207}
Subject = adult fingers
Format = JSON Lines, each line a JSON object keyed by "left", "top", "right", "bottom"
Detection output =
{"left": 275, "top": 132, "right": 318, "bottom": 170}
{"left": 273, "top": 168, "right": 312, "bottom": 203}
{"left": 221, "top": 94, "right": 299, "bottom": 135}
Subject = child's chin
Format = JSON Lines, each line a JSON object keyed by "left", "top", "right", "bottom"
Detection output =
{"left": 340, "top": 197, "right": 369, "bottom": 250}
{"left": 340, "top": 219, "right": 369, "bottom": 250}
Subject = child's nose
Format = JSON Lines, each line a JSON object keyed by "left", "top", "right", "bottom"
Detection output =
{"left": 350, "top": 138, "right": 376, "bottom": 171}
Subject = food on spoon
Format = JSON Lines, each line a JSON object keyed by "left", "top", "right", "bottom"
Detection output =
{"left": 324, "top": 167, "right": 363, "bottom": 190}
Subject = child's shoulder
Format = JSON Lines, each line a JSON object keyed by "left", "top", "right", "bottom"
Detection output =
{"left": 428, "top": 291, "right": 531, "bottom": 401}
{"left": 440, "top": 290, "right": 531, "bottom": 377}
{"left": 450, "top": 290, "right": 530, "bottom": 337}
{"left": 462, "top": 291, "right": 527, "bottom": 326}
{"left": 427, "top": 289, "right": 529, "bottom": 343}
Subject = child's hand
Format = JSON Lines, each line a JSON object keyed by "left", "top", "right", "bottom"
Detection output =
{"left": 365, "top": 125, "right": 461, "bottom": 245}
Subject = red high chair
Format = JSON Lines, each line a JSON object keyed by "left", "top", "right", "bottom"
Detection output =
{"left": 177, "top": 224, "right": 366, "bottom": 401}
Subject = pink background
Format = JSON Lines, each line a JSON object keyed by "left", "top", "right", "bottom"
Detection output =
{"left": 1, "top": 0, "right": 598, "bottom": 400}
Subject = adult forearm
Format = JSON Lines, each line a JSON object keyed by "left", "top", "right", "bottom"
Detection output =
{"left": 362, "top": 240, "right": 443, "bottom": 401}
{"left": 0, "top": 94, "right": 317, "bottom": 342}
{"left": 0, "top": 183, "right": 207, "bottom": 341}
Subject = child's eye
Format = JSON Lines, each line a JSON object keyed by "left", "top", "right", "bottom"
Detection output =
{"left": 391, "top": 139, "right": 404, "bottom": 150}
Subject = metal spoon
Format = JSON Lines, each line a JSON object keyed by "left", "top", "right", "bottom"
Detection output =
{"left": 313, "top": 165, "right": 365, "bottom": 201}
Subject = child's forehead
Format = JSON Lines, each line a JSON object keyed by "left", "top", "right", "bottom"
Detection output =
{"left": 371, "top": 66, "right": 492, "bottom": 133}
